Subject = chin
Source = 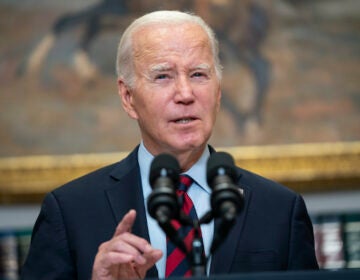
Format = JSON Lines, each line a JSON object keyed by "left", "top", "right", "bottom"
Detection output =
{"left": 173, "top": 137, "right": 207, "bottom": 152}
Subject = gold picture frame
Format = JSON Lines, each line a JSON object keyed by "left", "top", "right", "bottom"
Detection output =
{"left": 1, "top": 141, "right": 359, "bottom": 204}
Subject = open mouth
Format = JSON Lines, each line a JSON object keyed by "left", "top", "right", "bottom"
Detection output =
{"left": 175, "top": 118, "right": 196, "bottom": 124}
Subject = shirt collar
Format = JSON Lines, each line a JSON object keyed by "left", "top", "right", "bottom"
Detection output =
{"left": 138, "top": 142, "right": 211, "bottom": 201}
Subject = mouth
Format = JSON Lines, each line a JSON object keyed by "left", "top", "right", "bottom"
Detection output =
{"left": 174, "top": 117, "right": 196, "bottom": 124}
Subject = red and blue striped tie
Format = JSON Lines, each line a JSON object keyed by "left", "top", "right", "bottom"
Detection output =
{"left": 165, "top": 175, "right": 202, "bottom": 277}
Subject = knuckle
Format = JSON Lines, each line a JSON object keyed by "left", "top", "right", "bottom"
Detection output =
{"left": 139, "top": 239, "right": 148, "bottom": 247}
{"left": 98, "top": 241, "right": 108, "bottom": 251}
{"left": 121, "top": 232, "right": 130, "bottom": 238}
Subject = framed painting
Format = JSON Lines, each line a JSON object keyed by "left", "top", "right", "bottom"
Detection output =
{"left": 0, "top": 0, "right": 359, "bottom": 202}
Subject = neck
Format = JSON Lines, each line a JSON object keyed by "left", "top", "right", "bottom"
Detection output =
{"left": 175, "top": 146, "right": 206, "bottom": 172}
{"left": 142, "top": 142, "right": 207, "bottom": 172}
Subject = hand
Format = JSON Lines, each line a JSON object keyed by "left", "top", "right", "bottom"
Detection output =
{"left": 92, "top": 210, "right": 163, "bottom": 280}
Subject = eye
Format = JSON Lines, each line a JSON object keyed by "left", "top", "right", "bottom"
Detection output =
{"left": 155, "top": 73, "right": 169, "bottom": 80}
{"left": 192, "top": 72, "right": 204, "bottom": 77}
{"left": 191, "top": 71, "right": 209, "bottom": 80}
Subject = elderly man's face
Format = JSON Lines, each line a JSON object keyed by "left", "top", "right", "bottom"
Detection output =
{"left": 120, "top": 22, "right": 221, "bottom": 156}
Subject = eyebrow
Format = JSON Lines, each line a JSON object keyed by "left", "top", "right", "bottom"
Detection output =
{"left": 149, "top": 63, "right": 172, "bottom": 73}
{"left": 193, "top": 63, "right": 211, "bottom": 72}
{"left": 149, "top": 63, "right": 211, "bottom": 74}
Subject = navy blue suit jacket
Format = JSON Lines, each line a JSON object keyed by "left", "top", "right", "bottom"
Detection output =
{"left": 21, "top": 146, "right": 318, "bottom": 279}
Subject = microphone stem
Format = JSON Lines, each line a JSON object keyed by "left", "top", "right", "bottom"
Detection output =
{"left": 190, "top": 222, "right": 206, "bottom": 277}
{"left": 156, "top": 217, "right": 187, "bottom": 254}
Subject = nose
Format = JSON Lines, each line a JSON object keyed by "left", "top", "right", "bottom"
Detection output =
{"left": 174, "top": 75, "right": 194, "bottom": 104}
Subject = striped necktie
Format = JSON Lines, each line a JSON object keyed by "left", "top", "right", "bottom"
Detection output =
{"left": 165, "top": 175, "right": 202, "bottom": 277}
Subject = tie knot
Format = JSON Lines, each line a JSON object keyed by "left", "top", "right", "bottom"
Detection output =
{"left": 178, "top": 174, "right": 193, "bottom": 192}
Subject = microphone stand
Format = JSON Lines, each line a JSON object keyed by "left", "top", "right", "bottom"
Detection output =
{"left": 195, "top": 209, "right": 240, "bottom": 276}
{"left": 189, "top": 220, "right": 206, "bottom": 277}
{"left": 154, "top": 208, "right": 238, "bottom": 277}
{"left": 155, "top": 210, "right": 187, "bottom": 254}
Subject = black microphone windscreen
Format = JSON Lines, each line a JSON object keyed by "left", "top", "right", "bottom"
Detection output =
{"left": 206, "top": 152, "right": 237, "bottom": 186}
{"left": 149, "top": 153, "right": 180, "bottom": 187}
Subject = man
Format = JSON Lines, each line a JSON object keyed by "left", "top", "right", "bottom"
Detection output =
{"left": 22, "top": 10, "right": 318, "bottom": 280}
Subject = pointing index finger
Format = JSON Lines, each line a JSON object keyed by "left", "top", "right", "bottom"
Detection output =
{"left": 113, "top": 209, "right": 136, "bottom": 237}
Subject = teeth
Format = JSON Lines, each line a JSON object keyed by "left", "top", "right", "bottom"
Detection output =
{"left": 176, "top": 118, "right": 192, "bottom": 124}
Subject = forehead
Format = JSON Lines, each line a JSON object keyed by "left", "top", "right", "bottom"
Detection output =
{"left": 132, "top": 22, "right": 213, "bottom": 65}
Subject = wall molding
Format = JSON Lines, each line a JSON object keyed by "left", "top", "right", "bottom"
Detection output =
{"left": 1, "top": 141, "right": 359, "bottom": 203}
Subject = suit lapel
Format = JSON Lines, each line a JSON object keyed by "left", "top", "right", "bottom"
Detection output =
{"left": 103, "top": 146, "right": 250, "bottom": 276}
{"left": 210, "top": 173, "right": 252, "bottom": 274}
{"left": 104, "top": 147, "right": 158, "bottom": 278}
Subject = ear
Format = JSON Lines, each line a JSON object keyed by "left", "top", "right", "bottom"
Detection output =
{"left": 117, "top": 79, "right": 139, "bottom": 120}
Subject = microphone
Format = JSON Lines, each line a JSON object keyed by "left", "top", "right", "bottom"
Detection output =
{"left": 207, "top": 152, "right": 244, "bottom": 253}
{"left": 207, "top": 151, "right": 243, "bottom": 221}
{"left": 147, "top": 153, "right": 180, "bottom": 224}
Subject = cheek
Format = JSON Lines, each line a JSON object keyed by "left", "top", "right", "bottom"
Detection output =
{"left": 134, "top": 95, "right": 165, "bottom": 126}
{"left": 216, "top": 90, "right": 221, "bottom": 112}
{"left": 203, "top": 91, "right": 220, "bottom": 117}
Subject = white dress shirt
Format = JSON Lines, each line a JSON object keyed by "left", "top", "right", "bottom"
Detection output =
{"left": 138, "top": 142, "right": 214, "bottom": 278}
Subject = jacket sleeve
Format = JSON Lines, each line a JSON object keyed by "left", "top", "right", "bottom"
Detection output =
{"left": 21, "top": 192, "right": 76, "bottom": 280}
{"left": 287, "top": 194, "right": 319, "bottom": 269}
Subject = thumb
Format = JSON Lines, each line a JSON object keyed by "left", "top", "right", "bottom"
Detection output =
{"left": 113, "top": 209, "right": 136, "bottom": 237}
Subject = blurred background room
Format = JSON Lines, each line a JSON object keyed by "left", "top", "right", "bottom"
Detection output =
{"left": 0, "top": 0, "right": 359, "bottom": 278}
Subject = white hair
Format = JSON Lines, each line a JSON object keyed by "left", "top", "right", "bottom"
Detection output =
{"left": 116, "top": 10, "right": 222, "bottom": 88}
